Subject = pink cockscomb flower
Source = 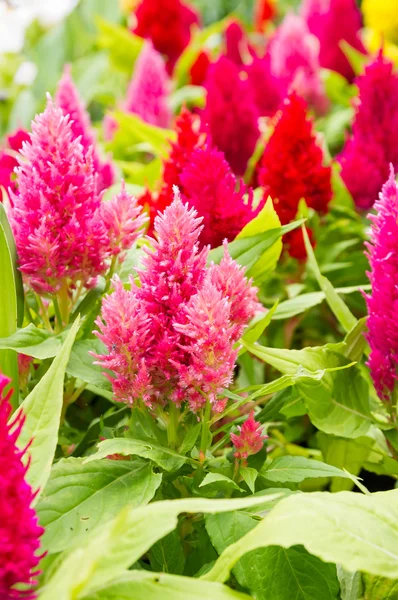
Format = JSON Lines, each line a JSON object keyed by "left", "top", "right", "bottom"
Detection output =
{"left": 202, "top": 56, "right": 260, "bottom": 176}
{"left": 179, "top": 145, "right": 260, "bottom": 248}
{"left": 95, "top": 191, "right": 260, "bottom": 413}
{"left": 269, "top": 14, "right": 328, "bottom": 115}
{"left": 101, "top": 180, "right": 148, "bottom": 258}
{"left": 364, "top": 168, "right": 398, "bottom": 402}
{"left": 231, "top": 410, "right": 267, "bottom": 461}
{"left": 10, "top": 96, "right": 109, "bottom": 294}
{"left": 133, "top": 0, "right": 199, "bottom": 73}
{"left": 124, "top": 41, "right": 171, "bottom": 129}
{"left": 0, "top": 128, "right": 30, "bottom": 196}
{"left": 301, "top": 0, "right": 366, "bottom": 82}
{"left": 339, "top": 55, "right": 398, "bottom": 210}
{"left": 0, "top": 374, "right": 43, "bottom": 599}
{"left": 55, "top": 66, "right": 115, "bottom": 193}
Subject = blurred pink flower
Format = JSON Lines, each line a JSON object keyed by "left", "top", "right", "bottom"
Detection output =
{"left": 301, "top": 0, "right": 366, "bottom": 82}
{"left": 55, "top": 66, "right": 115, "bottom": 192}
{"left": 101, "top": 180, "right": 148, "bottom": 257}
{"left": 0, "top": 373, "right": 43, "bottom": 599}
{"left": 365, "top": 168, "right": 398, "bottom": 401}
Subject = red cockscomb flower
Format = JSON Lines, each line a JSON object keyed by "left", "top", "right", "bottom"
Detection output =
{"left": 0, "top": 374, "right": 43, "bottom": 599}
{"left": 179, "top": 145, "right": 260, "bottom": 247}
{"left": 189, "top": 50, "right": 211, "bottom": 86}
{"left": 258, "top": 93, "right": 332, "bottom": 257}
{"left": 133, "top": 0, "right": 200, "bottom": 73}
{"left": 203, "top": 56, "right": 260, "bottom": 176}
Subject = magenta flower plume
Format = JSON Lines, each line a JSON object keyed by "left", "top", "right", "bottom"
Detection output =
{"left": 124, "top": 41, "right": 171, "bottom": 128}
{"left": 94, "top": 278, "right": 153, "bottom": 406}
{"left": 0, "top": 374, "right": 43, "bottom": 599}
{"left": 301, "top": 0, "right": 366, "bottom": 82}
{"left": 268, "top": 14, "right": 328, "bottom": 115}
{"left": 179, "top": 145, "right": 260, "bottom": 248}
{"left": 231, "top": 410, "right": 267, "bottom": 462}
{"left": 209, "top": 241, "right": 263, "bottom": 340}
{"left": 202, "top": 56, "right": 260, "bottom": 176}
{"left": 339, "top": 55, "right": 398, "bottom": 210}
{"left": 102, "top": 181, "right": 148, "bottom": 257}
{"left": 10, "top": 96, "right": 109, "bottom": 294}
{"left": 245, "top": 53, "right": 283, "bottom": 118}
{"left": 95, "top": 191, "right": 260, "bottom": 413}
{"left": 364, "top": 168, "right": 398, "bottom": 401}
{"left": 55, "top": 66, "right": 115, "bottom": 192}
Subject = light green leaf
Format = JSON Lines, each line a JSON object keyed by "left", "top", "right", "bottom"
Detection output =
{"left": 239, "top": 302, "right": 278, "bottom": 355}
{"left": 337, "top": 566, "right": 363, "bottom": 600}
{"left": 199, "top": 472, "right": 242, "bottom": 493}
{"left": 84, "top": 438, "right": 187, "bottom": 472}
{"left": 302, "top": 225, "right": 357, "bottom": 332}
{"left": 362, "top": 573, "right": 398, "bottom": 600}
{"left": 37, "top": 458, "right": 162, "bottom": 554}
{"left": 108, "top": 110, "right": 175, "bottom": 159}
{"left": 169, "top": 85, "right": 206, "bottom": 112}
{"left": 261, "top": 456, "right": 357, "bottom": 483}
{"left": 14, "top": 318, "right": 80, "bottom": 496}
{"left": 240, "top": 467, "right": 257, "bottom": 494}
{"left": 236, "top": 197, "right": 282, "bottom": 283}
{"left": 0, "top": 324, "right": 63, "bottom": 359}
{"left": 116, "top": 159, "right": 162, "bottom": 189}
{"left": 82, "top": 570, "right": 252, "bottom": 600}
{"left": 66, "top": 339, "right": 111, "bottom": 390}
{"left": 206, "top": 511, "right": 339, "bottom": 600}
{"left": 96, "top": 16, "right": 144, "bottom": 72}
{"left": 0, "top": 203, "right": 20, "bottom": 405}
{"left": 202, "top": 489, "right": 398, "bottom": 583}
{"left": 39, "top": 495, "right": 280, "bottom": 600}
{"left": 340, "top": 41, "right": 368, "bottom": 77}
{"left": 318, "top": 433, "right": 372, "bottom": 492}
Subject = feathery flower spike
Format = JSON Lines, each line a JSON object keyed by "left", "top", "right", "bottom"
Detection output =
{"left": 0, "top": 128, "right": 30, "bottom": 196}
{"left": 10, "top": 95, "right": 109, "bottom": 294}
{"left": 231, "top": 410, "right": 267, "bottom": 461}
{"left": 0, "top": 374, "right": 43, "bottom": 599}
{"left": 365, "top": 168, "right": 398, "bottom": 401}
{"left": 55, "top": 66, "right": 115, "bottom": 192}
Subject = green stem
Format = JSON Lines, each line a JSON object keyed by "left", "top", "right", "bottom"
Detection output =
{"left": 199, "top": 398, "right": 212, "bottom": 463}
{"left": 52, "top": 295, "right": 63, "bottom": 333}
{"left": 104, "top": 255, "right": 118, "bottom": 294}
{"left": 36, "top": 294, "right": 53, "bottom": 332}
{"left": 167, "top": 401, "right": 179, "bottom": 450}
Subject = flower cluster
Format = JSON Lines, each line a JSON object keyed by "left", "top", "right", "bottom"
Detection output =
{"left": 339, "top": 55, "right": 398, "bottom": 210}
{"left": 10, "top": 97, "right": 145, "bottom": 295}
{"left": 95, "top": 193, "right": 261, "bottom": 413}
{"left": 0, "top": 374, "right": 43, "bottom": 599}
{"left": 231, "top": 411, "right": 267, "bottom": 462}
{"left": 55, "top": 66, "right": 114, "bottom": 193}
{"left": 258, "top": 93, "right": 332, "bottom": 258}
{"left": 365, "top": 168, "right": 398, "bottom": 401}
{"left": 202, "top": 56, "right": 260, "bottom": 176}
{"left": 133, "top": 0, "right": 199, "bottom": 73}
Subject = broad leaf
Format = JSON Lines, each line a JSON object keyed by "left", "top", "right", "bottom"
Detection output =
{"left": 202, "top": 489, "right": 398, "bottom": 583}
{"left": 84, "top": 437, "right": 187, "bottom": 472}
{"left": 39, "top": 495, "right": 280, "bottom": 600}
{"left": 206, "top": 511, "right": 339, "bottom": 600}
{"left": 96, "top": 17, "right": 143, "bottom": 71}
{"left": 82, "top": 570, "right": 252, "bottom": 600}
{"left": 14, "top": 318, "right": 80, "bottom": 496}
{"left": 0, "top": 324, "right": 63, "bottom": 359}
{"left": 37, "top": 458, "right": 162, "bottom": 554}
{"left": 66, "top": 339, "right": 111, "bottom": 390}
{"left": 261, "top": 456, "right": 357, "bottom": 483}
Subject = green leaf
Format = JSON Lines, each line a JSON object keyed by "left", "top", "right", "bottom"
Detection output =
{"left": 199, "top": 472, "right": 242, "bottom": 494}
{"left": 169, "top": 85, "right": 206, "bottom": 112}
{"left": 0, "top": 202, "right": 23, "bottom": 325}
{"left": 81, "top": 571, "right": 253, "bottom": 600}
{"left": 14, "top": 318, "right": 80, "bottom": 496}
{"left": 302, "top": 225, "right": 357, "bottom": 332}
{"left": 37, "top": 458, "right": 162, "bottom": 554}
{"left": 202, "top": 489, "right": 398, "bottom": 583}
{"left": 39, "top": 495, "right": 281, "bottom": 600}
{"left": 208, "top": 220, "right": 305, "bottom": 271}
{"left": 337, "top": 566, "right": 363, "bottom": 600}
{"left": 362, "top": 573, "right": 398, "bottom": 600}
{"left": 71, "top": 407, "right": 129, "bottom": 457}
{"left": 0, "top": 324, "right": 63, "bottom": 359}
{"left": 318, "top": 433, "right": 372, "bottom": 492}
{"left": 273, "top": 286, "right": 367, "bottom": 321}
{"left": 0, "top": 203, "right": 20, "bottom": 405}
{"left": 96, "top": 16, "right": 144, "bottom": 72}
{"left": 206, "top": 511, "right": 339, "bottom": 600}
{"left": 340, "top": 41, "right": 368, "bottom": 77}
{"left": 108, "top": 110, "right": 175, "bottom": 159}
{"left": 236, "top": 197, "right": 282, "bottom": 283}
{"left": 239, "top": 302, "right": 278, "bottom": 355}
{"left": 240, "top": 467, "right": 258, "bottom": 494}
{"left": 261, "top": 456, "right": 357, "bottom": 483}
{"left": 149, "top": 530, "right": 185, "bottom": 574}
{"left": 66, "top": 339, "right": 111, "bottom": 390}
{"left": 84, "top": 438, "right": 187, "bottom": 472}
